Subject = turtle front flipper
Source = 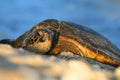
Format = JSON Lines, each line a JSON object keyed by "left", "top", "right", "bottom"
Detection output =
{"left": 0, "top": 39, "right": 19, "bottom": 48}
{"left": 0, "top": 39, "right": 14, "bottom": 46}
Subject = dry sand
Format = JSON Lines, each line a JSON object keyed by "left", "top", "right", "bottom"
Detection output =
{"left": 0, "top": 44, "right": 120, "bottom": 80}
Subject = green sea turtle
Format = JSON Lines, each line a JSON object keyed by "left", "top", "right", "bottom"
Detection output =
{"left": 0, "top": 19, "right": 120, "bottom": 67}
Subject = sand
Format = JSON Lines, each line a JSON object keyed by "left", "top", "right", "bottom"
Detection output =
{"left": 0, "top": 44, "right": 120, "bottom": 80}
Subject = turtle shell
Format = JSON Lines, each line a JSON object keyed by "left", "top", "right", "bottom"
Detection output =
{"left": 11, "top": 19, "right": 120, "bottom": 67}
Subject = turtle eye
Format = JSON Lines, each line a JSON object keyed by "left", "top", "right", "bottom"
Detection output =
{"left": 39, "top": 34, "right": 46, "bottom": 42}
{"left": 36, "top": 31, "right": 47, "bottom": 42}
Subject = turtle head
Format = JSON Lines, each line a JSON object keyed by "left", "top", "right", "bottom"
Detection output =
{"left": 23, "top": 28, "right": 56, "bottom": 54}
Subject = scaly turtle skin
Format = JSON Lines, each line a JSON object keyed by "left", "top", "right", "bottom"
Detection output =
{"left": 0, "top": 19, "right": 120, "bottom": 67}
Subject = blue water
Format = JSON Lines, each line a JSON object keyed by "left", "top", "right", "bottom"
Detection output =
{"left": 0, "top": 0, "right": 120, "bottom": 48}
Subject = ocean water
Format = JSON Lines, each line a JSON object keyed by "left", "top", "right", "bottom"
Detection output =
{"left": 0, "top": 0, "right": 120, "bottom": 48}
